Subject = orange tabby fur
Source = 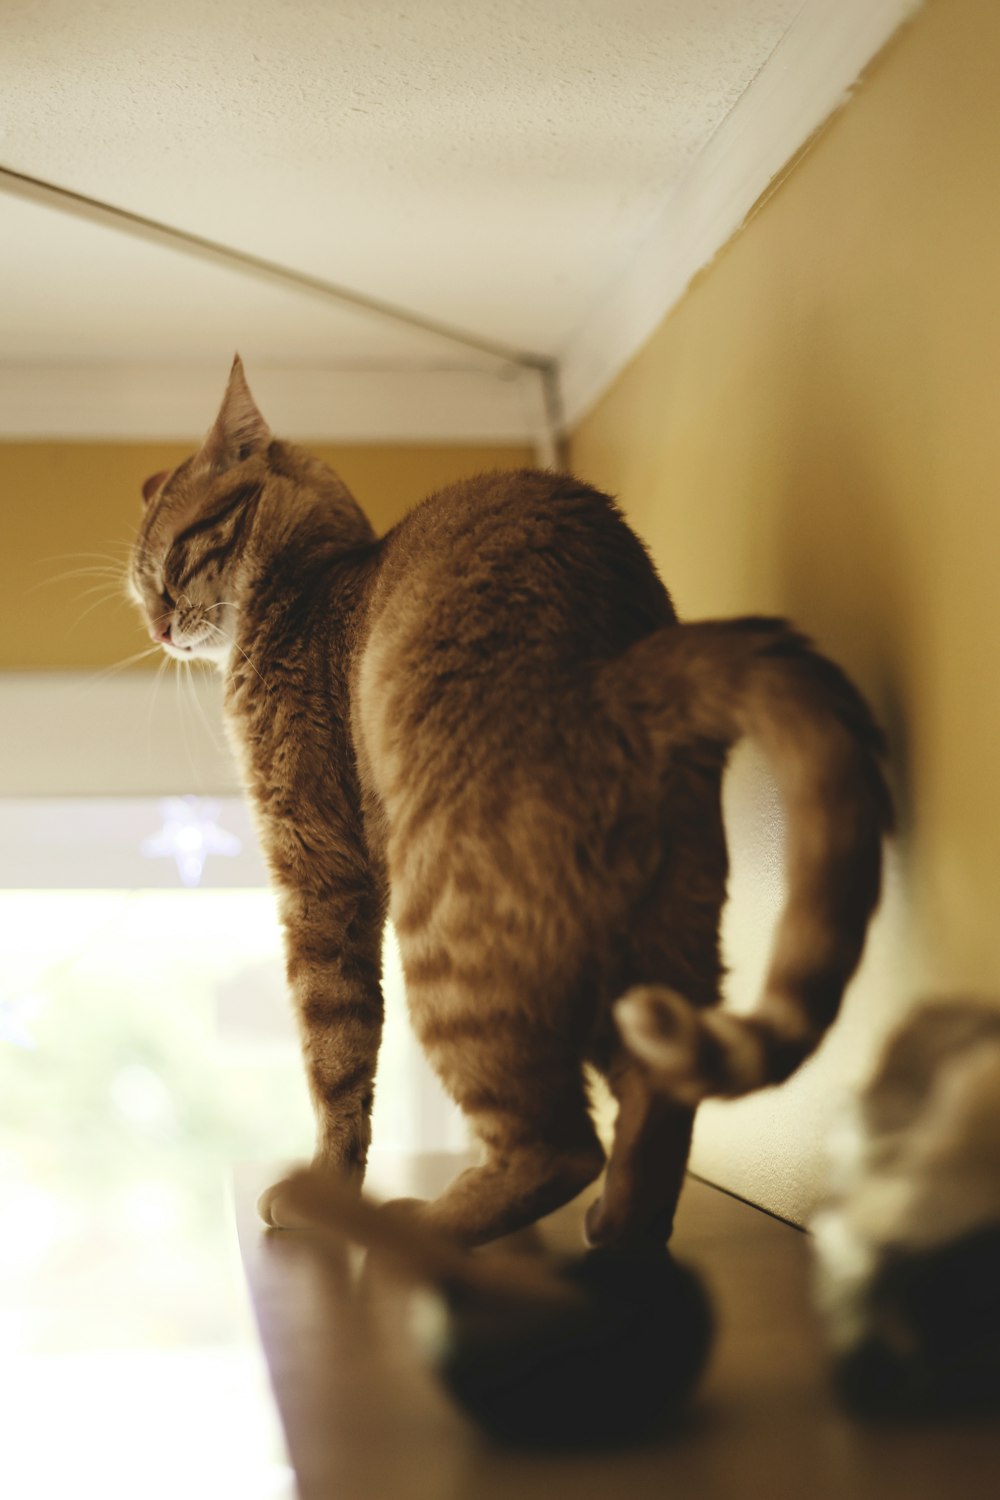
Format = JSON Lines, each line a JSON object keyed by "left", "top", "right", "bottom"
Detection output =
{"left": 129, "top": 358, "right": 892, "bottom": 1248}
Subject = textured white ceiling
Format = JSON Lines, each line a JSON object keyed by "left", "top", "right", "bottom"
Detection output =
{"left": 1, "top": 0, "right": 803, "bottom": 374}
{"left": 0, "top": 192, "right": 468, "bottom": 368}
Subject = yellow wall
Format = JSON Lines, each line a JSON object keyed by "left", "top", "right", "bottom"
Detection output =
{"left": 570, "top": 0, "right": 1000, "bottom": 1219}
{"left": 2, "top": 441, "right": 533, "bottom": 670}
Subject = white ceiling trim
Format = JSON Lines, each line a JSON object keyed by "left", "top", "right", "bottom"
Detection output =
{"left": 0, "top": 363, "right": 553, "bottom": 453}
{"left": 557, "top": 0, "right": 923, "bottom": 429}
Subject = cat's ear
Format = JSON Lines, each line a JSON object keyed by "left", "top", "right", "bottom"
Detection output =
{"left": 201, "top": 354, "right": 271, "bottom": 471}
{"left": 141, "top": 470, "right": 170, "bottom": 505}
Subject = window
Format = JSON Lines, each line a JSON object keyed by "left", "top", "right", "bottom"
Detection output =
{"left": 0, "top": 791, "right": 464, "bottom": 1498}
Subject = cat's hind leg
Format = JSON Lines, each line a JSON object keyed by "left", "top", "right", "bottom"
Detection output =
{"left": 409, "top": 1007, "right": 605, "bottom": 1247}
{"left": 584, "top": 1057, "right": 694, "bottom": 1248}
{"left": 582, "top": 754, "right": 728, "bottom": 1248}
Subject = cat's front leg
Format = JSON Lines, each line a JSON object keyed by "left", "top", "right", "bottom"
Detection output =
{"left": 259, "top": 884, "right": 385, "bottom": 1228}
{"left": 297, "top": 952, "right": 384, "bottom": 1171}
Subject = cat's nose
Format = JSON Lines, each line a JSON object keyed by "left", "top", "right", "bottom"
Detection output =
{"left": 152, "top": 619, "right": 173, "bottom": 644}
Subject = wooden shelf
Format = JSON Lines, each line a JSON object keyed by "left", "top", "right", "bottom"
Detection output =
{"left": 237, "top": 1155, "right": 999, "bottom": 1499}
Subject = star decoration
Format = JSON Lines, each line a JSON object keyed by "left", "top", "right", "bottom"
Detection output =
{"left": 141, "top": 797, "right": 242, "bottom": 888}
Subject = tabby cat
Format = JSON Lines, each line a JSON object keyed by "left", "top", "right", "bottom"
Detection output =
{"left": 129, "top": 356, "right": 892, "bottom": 1248}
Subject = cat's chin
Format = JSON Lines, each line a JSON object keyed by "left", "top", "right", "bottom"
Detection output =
{"left": 161, "top": 637, "right": 228, "bottom": 665}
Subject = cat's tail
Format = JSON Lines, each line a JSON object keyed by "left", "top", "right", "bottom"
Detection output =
{"left": 605, "top": 617, "right": 893, "bottom": 1104}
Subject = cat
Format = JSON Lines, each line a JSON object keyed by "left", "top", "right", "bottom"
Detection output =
{"left": 128, "top": 355, "right": 892, "bottom": 1249}
{"left": 810, "top": 997, "right": 1000, "bottom": 1413}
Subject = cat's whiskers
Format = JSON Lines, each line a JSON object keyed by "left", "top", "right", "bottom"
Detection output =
{"left": 205, "top": 620, "right": 271, "bottom": 691}
{"left": 30, "top": 569, "right": 132, "bottom": 637}
{"left": 182, "top": 656, "right": 231, "bottom": 759}
{"left": 33, "top": 562, "right": 125, "bottom": 581}
{"left": 34, "top": 545, "right": 144, "bottom": 633}
{"left": 37, "top": 543, "right": 139, "bottom": 583}
{"left": 78, "top": 645, "right": 164, "bottom": 687}
{"left": 75, "top": 579, "right": 127, "bottom": 596}
{"left": 27, "top": 566, "right": 127, "bottom": 600}
{"left": 174, "top": 652, "right": 203, "bottom": 785}
{"left": 69, "top": 589, "right": 132, "bottom": 633}
{"left": 39, "top": 547, "right": 133, "bottom": 567}
{"left": 145, "top": 651, "right": 172, "bottom": 764}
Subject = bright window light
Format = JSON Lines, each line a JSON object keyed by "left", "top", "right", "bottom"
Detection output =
{"left": 0, "top": 794, "right": 465, "bottom": 1500}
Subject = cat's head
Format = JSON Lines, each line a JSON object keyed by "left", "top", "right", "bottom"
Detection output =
{"left": 128, "top": 356, "right": 374, "bottom": 665}
{"left": 128, "top": 356, "right": 273, "bottom": 663}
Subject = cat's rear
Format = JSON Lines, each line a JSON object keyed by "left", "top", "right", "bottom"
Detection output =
{"left": 351, "top": 468, "right": 891, "bottom": 1248}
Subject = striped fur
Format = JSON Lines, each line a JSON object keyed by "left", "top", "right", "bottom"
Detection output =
{"left": 129, "top": 357, "right": 892, "bottom": 1249}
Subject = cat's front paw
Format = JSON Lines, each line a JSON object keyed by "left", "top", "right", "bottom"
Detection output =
{"left": 257, "top": 1172, "right": 319, "bottom": 1230}
{"left": 257, "top": 1156, "right": 368, "bottom": 1230}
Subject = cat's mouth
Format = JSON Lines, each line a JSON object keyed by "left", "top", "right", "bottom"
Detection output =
{"left": 151, "top": 614, "right": 213, "bottom": 657}
{"left": 150, "top": 621, "right": 192, "bottom": 656}
{"left": 158, "top": 625, "right": 228, "bottom": 664}
{"left": 156, "top": 625, "right": 209, "bottom": 658}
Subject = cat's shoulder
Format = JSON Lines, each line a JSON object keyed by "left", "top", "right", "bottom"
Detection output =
{"left": 384, "top": 468, "right": 625, "bottom": 561}
{"left": 405, "top": 466, "right": 619, "bottom": 527}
